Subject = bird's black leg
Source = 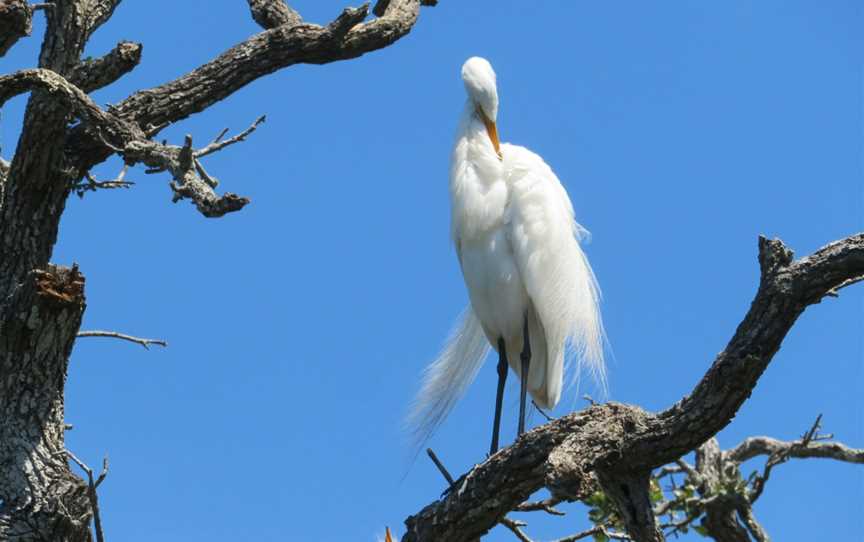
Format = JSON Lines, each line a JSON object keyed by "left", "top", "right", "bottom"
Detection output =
{"left": 518, "top": 319, "right": 531, "bottom": 436}
{"left": 490, "top": 338, "right": 508, "bottom": 456}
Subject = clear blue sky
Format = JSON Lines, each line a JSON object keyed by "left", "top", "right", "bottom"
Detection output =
{"left": 2, "top": 1, "right": 861, "bottom": 540}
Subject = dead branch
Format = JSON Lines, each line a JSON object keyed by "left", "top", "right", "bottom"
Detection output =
{"left": 246, "top": 0, "right": 302, "bottom": 29}
{"left": 195, "top": 115, "right": 266, "bottom": 158}
{"left": 0, "top": 68, "right": 144, "bottom": 146}
{"left": 80, "top": 0, "right": 120, "bottom": 42}
{"left": 123, "top": 133, "right": 253, "bottom": 217}
{"left": 72, "top": 165, "right": 133, "bottom": 197}
{"left": 64, "top": 451, "right": 109, "bottom": 542}
{"left": 67, "top": 0, "right": 437, "bottom": 172}
{"left": 401, "top": 233, "right": 864, "bottom": 542}
{"left": 500, "top": 517, "right": 532, "bottom": 542}
{"left": 515, "top": 497, "right": 565, "bottom": 516}
{"left": 726, "top": 436, "right": 864, "bottom": 465}
{"left": 77, "top": 330, "right": 167, "bottom": 350}
{"left": 426, "top": 448, "right": 455, "bottom": 488}
{"left": 0, "top": 68, "right": 250, "bottom": 216}
{"left": 69, "top": 40, "right": 142, "bottom": 92}
{"left": 0, "top": 1, "right": 438, "bottom": 539}
{"left": 0, "top": 0, "right": 32, "bottom": 56}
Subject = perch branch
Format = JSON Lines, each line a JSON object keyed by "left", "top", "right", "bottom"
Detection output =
{"left": 401, "top": 233, "right": 864, "bottom": 542}
{"left": 77, "top": 330, "right": 167, "bottom": 350}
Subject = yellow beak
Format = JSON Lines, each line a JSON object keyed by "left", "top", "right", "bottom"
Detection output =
{"left": 385, "top": 527, "right": 394, "bottom": 542}
{"left": 477, "top": 107, "right": 502, "bottom": 160}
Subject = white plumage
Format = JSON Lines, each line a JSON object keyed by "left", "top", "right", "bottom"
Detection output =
{"left": 408, "top": 57, "right": 605, "bottom": 452}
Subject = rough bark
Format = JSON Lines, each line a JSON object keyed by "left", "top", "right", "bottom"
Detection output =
{"left": 0, "top": 0, "right": 32, "bottom": 57}
{"left": 696, "top": 440, "right": 751, "bottom": 542}
{"left": 68, "top": 40, "right": 142, "bottom": 93}
{"left": 0, "top": 265, "right": 91, "bottom": 541}
{"left": 0, "top": 1, "right": 434, "bottom": 540}
{"left": 66, "top": 0, "right": 430, "bottom": 172}
{"left": 402, "top": 234, "right": 864, "bottom": 542}
{"left": 247, "top": 0, "right": 303, "bottom": 29}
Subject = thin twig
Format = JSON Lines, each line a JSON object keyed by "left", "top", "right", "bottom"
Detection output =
{"left": 77, "top": 330, "right": 167, "bottom": 350}
{"left": 210, "top": 127, "right": 230, "bottom": 145}
{"left": 73, "top": 166, "right": 134, "bottom": 197}
{"left": 553, "top": 525, "right": 631, "bottom": 542}
{"left": 655, "top": 464, "right": 684, "bottom": 479}
{"left": 749, "top": 414, "right": 823, "bottom": 503}
{"left": 426, "top": 448, "right": 455, "bottom": 487}
{"left": 499, "top": 517, "right": 533, "bottom": 542}
{"left": 195, "top": 115, "right": 266, "bottom": 158}
{"left": 64, "top": 451, "right": 108, "bottom": 542}
{"left": 660, "top": 511, "right": 702, "bottom": 538}
{"left": 516, "top": 497, "right": 565, "bottom": 516}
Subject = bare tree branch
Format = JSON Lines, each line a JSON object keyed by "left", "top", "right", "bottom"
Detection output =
{"left": 68, "top": 0, "right": 436, "bottom": 171}
{"left": 69, "top": 40, "right": 142, "bottom": 92}
{"left": 0, "top": 2, "right": 440, "bottom": 540}
{"left": 553, "top": 525, "right": 630, "bottom": 542}
{"left": 500, "top": 517, "right": 533, "bottom": 542}
{"left": 515, "top": 497, "right": 565, "bottom": 516}
{"left": 401, "top": 233, "right": 864, "bottom": 542}
{"left": 64, "top": 451, "right": 109, "bottom": 542}
{"left": 77, "top": 330, "right": 167, "bottom": 349}
{"left": 647, "top": 415, "right": 862, "bottom": 542}
{"left": 81, "top": 0, "right": 120, "bottom": 42}
{"left": 726, "top": 436, "right": 864, "bottom": 465}
{"left": 426, "top": 448, "right": 455, "bottom": 488}
{"left": 195, "top": 115, "right": 266, "bottom": 158}
{"left": 123, "top": 133, "right": 253, "bottom": 217}
{"left": 0, "top": 69, "right": 257, "bottom": 216}
{"left": 246, "top": 0, "right": 302, "bottom": 29}
{"left": 72, "top": 165, "right": 133, "bottom": 197}
{"left": 0, "top": 0, "right": 32, "bottom": 56}
{"left": 0, "top": 68, "right": 138, "bottom": 140}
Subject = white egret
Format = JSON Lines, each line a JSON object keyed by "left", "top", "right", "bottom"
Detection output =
{"left": 409, "top": 57, "right": 606, "bottom": 455}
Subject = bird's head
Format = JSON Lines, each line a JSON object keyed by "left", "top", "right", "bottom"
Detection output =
{"left": 462, "top": 56, "right": 501, "bottom": 158}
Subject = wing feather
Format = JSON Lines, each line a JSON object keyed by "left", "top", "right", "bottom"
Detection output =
{"left": 503, "top": 143, "right": 605, "bottom": 407}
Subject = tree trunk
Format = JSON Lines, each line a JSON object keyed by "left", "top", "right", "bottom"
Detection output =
{"left": 0, "top": 265, "right": 91, "bottom": 541}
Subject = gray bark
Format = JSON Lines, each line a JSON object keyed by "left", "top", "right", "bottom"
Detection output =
{"left": 0, "top": 1, "right": 433, "bottom": 539}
